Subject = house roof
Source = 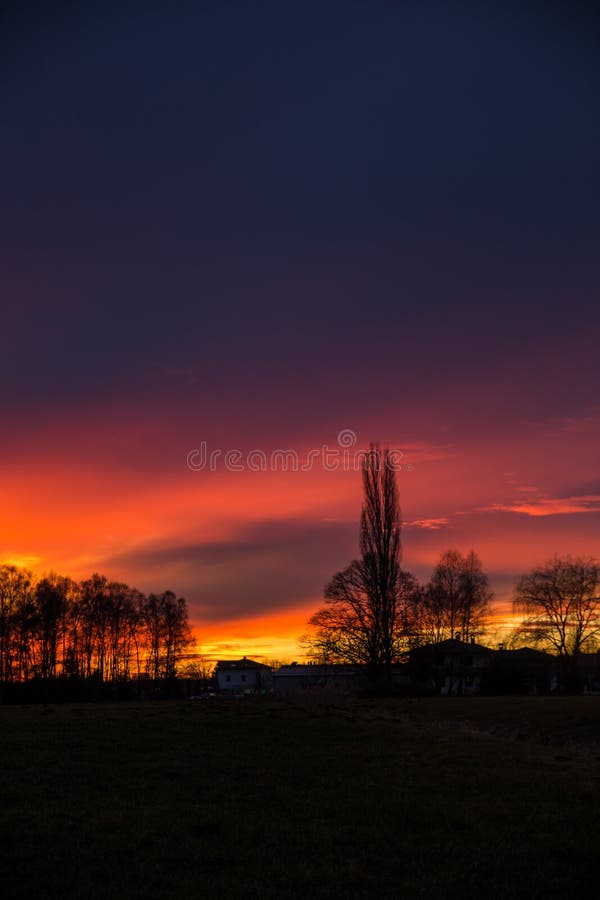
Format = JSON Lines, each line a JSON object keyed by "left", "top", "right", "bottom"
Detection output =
{"left": 274, "top": 664, "right": 362, "bottom": 676}
{"left": 216, "top": 657, "right": 271, "bottom": 670}
{"left": 273, "top": 663, "right": 409, "bottom": 677}
{"left": 496, "top": 647, "right": 554, "bottom": 660}
{"left": 411, "top": 638, "right": 494, "bottom": 655}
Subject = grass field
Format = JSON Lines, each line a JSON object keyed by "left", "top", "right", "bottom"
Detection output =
{"left": 1, "top": 695, "right": 599, "bottom": 899}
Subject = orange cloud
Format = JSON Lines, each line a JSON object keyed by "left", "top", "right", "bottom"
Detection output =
{"left": 485, "top": 495, "right": 600, "bottom": 517}
{"left": 404, "top": 517, "right": 449, "bottom": 530}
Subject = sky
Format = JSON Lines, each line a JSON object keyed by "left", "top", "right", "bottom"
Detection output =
{"left": 2, "top": 1, "right": 600, "bottom": 659}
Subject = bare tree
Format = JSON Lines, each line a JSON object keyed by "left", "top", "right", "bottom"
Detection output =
{"left": 180, "top": 655, "right": 214, "bottom": 689}
{"left": 0, "top": 560, "right": 197, "bottom": 698}
{"left": 306, "top": 445, "right": 407, "bottom": 687}
{"left": 142, "top": 591, "right": 193, "bottom": 680}
{"left": 0, "top": 565, "right": 34, "bottom": 683}
{"left": 34, "top": 574, "right": 69, "bottom": 680}
{"left": 411, "top": 549, "right": 491, "bottom": 645}
{"left": 514, "top": 555, "right": 600, "bottom": 680}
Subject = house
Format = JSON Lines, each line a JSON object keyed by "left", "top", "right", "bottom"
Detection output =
{"left": 272, "top": 663, "right": 367, "bottom": 696}
{"left": 575, "top": 652, "right": 600, "bottom": 693}
{"left": 215, "top": 657, "right": 272, "bottom": 693}
{"left": 409, "top": 637, "right": 495, "bottom": 696}
{"left": 484, "top": 647, "right": 556, "bottom": 695}
{"left": 272, "top": 662, "right": 410, "bottom": 696}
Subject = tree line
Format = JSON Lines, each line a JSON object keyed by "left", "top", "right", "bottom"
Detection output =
{"left": 0, "top": 566, "right": 193, "bottom": 688}
{"left": 304, "top": 446, "right": 600, "bottom": 686}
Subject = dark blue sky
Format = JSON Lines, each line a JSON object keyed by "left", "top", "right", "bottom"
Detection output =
{"left": 3, "top": 1, "right": 599, "bottom": 423}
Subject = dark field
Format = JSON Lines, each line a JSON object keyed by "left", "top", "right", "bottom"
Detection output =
{"left": 1, "top": 696, "right": 599, "bottom": 899}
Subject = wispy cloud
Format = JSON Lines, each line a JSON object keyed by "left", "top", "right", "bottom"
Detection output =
{"left": 485, "top": 495, "right": 600, "bottom": 517}
{"left": 404, "top": 517, "right": 449, "bottom": 530}
{"left": 0, "top": 553, "right": 42, "bottom": 568}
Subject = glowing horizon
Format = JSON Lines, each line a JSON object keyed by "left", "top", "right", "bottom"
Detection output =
{"left": 2, "top": 410, "right": 599, "bottom": 661}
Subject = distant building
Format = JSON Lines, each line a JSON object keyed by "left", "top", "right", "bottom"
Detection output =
{"left": 575, "top": 652, "right": 600, "bottom": 693}
{"left": 272, "top": 663, "right": 365, "bottom": 696}
{"left": 272, "top": 662, "right": 410, "bottom": 696}
{"left": 409, "top": 637, "right": 495, "bottom": 696}
{"left": 215, "top": 657, "right": 272, "bottom": 693}
{"left": 484, "top": 647, "right": 556, "bottom": 695}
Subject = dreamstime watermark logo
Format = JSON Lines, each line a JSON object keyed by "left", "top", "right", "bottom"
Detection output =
{"left": 186, "top": 430, "right": 412, "bottom": 473}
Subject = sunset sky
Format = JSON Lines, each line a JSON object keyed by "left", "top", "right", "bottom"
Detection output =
{"left": 2, "top": 3, "right": 599, "bottom": 660}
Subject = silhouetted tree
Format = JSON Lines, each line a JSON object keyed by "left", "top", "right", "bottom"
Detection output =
{"left": 306, "top": 445, "right": 407, "bottom": 687}
{"left": 12, "top": 588, "right": 38, "bottom": 682}
{"left": 180, "top": 655, "right": 214, "bottom": 689}
{"left": 0, "top": 565, "right": 33, "bottom": 682}
{"left": 34, "top": 574, "right": 69, "bottom": 680}
{"left": 0, "top": 562, "right": 195, "bottom": 699}
{"left": 142, "top": 591, "right": 193, "bottom": 679}
{"left": 514, "top": 555, "right": 600, "bottom": 683}
{"left": 103, "top": 582, "right": 143, "bottom": 681}
{"left": 410, "top": 550, "right": 491, "bottom": 644}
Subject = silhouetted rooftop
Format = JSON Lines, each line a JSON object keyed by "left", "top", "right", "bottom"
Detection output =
{"left": 410, "top": 638, "right": 494, "bottom": 655}
{"left": 216, "top": 657, "right": 271, "bottom": 670}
